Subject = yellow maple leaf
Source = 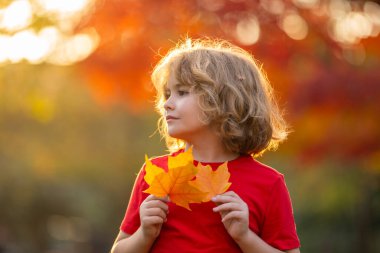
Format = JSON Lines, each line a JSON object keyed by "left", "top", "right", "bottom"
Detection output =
{"left": 168, "top": 146, "right": 193, "bottom": 169}
{"left": 143, "top": 148, "right": 208, "bottom": 210}
{"left": 144, "top": 155, "right": 165, "bottom": 185}
{"left": 189, "top": 162, "right": 232, "bottom": 202}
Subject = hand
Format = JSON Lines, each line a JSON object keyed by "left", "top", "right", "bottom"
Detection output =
{"left": 212, "top": 191, "right": 249, "bottom": 241}
{"left": 139, "top": 195, "right": 169, "bottom": 240}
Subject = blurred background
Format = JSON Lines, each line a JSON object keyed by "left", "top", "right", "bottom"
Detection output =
{"left": 0, "top": 0, "right": 379, "bottom": 252}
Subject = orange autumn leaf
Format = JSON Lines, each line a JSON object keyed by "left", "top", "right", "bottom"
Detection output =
{"left": 189, "top": 162, "right": 232, "bottom": 202}
{"left": 143, "top": 155, "right": 165, "bottom": 185}
{"left": 143, "top": 148, "right": 208, "bottom": 210}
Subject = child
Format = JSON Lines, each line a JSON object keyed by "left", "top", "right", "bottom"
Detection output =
{"left": 111, "top": 38, "right": 300, "bottom": 253}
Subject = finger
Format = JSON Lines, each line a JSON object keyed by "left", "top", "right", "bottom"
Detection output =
{"left": 221, "top": 191, "right": 238, "bottom": 197}
{"left": 141, "top": 216, "right": 165, "bottom": 226}
{"left": 146, "top": 194, "right": 170, "bottom": 203}
{"left": 144, "top": 199, "right": 169, "bottom": 213}
{"left": 145, "top": 207, "right": 168, "bottom": 220}
{"left": 213, "top": 202, "right": 242, "bottom": 213}
{"left": 218, "top": 191, "right": 243, "bottom": 201}
{"left": 145, "top": 194, "right": 159, "bottom": 201}
{"left": 157, "top": 195, "right": 170, "bottom": 202}
{"left": 221, "top": 211, "right": 245, "bottom": 223}
{"left": 211, "top": 195, "right": 239, "bottom": 204}
{"left": 144, "top": 199, "right": 169, "bottom": 209}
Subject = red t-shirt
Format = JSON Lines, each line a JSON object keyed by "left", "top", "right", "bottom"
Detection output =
{"left": 120, "top": 151, "right": 300, "bottom": 252}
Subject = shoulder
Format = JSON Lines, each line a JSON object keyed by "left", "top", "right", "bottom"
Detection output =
{"left": 230, "top": 155, "right": 284, "bottom": 188}
{"left": 252, "top": 158, "right": 284, "bottom": 180}
{"left": 233, "top": 155, "right": 283, "bottom": 178}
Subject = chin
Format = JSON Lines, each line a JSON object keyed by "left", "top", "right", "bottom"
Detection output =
{"left": 168, "top": 132, "right": 181, "bottom": 139}
{"left": 167, "top": 130, "right": 187, "bottom": 140}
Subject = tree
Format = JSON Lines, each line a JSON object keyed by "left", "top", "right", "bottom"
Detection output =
{"left": 78, "top": 0, "right": 380, "bottom": 162}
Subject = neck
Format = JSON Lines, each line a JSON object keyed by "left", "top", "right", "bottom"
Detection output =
{"left": 184, "top": 137, "right": 238, "bottom": 163}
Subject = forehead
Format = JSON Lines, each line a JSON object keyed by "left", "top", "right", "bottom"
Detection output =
{"left": 166, "top": 71, "right": 179, "bottom": 88}
{"left": 163, "top": 68, "right": 191, "bottom": 90}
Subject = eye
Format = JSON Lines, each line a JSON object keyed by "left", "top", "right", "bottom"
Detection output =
{"left": 177, "top": 89, "right": 189, "bottom": 96}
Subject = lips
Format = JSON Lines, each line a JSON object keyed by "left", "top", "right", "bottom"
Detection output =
{"left": 166, "top": 115, "right": 178, "bottom": 121}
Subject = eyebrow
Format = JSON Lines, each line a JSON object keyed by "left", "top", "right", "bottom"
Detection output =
{"left": 175, "top": 83, "right": 188, "bottom": 89}
{"left": 164, "top": 83, "right": 188, "bottom": 90}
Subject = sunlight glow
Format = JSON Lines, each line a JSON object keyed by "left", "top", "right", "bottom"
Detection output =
{"left": 39, "top": 26, "right": 60, "bottom": 46}
{"left": 0, "top": 35, "right": 8, "bottom": 62}
{"left": 260, "top": 0, "right": 285, "bottom": 15}
{"left": 330, "top": 12, "right": 374, "bottom": 44}
{"left": 47, "top": 29, "right": 99, "bottom": 65}
{"left": 329, "top": 0, "right": 351, "bottom": 19}
{"left": 281, "top": 13, "right": 308, "bottom": 40}
{"left": 13, "top": 30, "right": 50, "bottom": 63}
{"left": 0, "top": 0, "right": 33, "bottom": 32}
{"left": 35, "top": 0, "right": 94, "bottom": 32}
{"left": 292, "top": 0, "right": 320, "bottom": 9}
{"left": 0, "top": 27, "right": 98, "bottom": 65}
{"left": 364, "top": 1, "right": 380, "bottom": 24}
{"left": 364, "top": 1, "right": 380, "bottom": 37}
{"left": 37, "top": 0, "right": 91, "bottom": 14}
{"left": 327, "top": 0, "right": 380, "bottom": 45}
{"left": 235, "top": 15, "right": 260, "bottom": 45}
{"left": 0, "top": 0, "right": 98, "bottom": 65}
{"left": 0, "top": 29, "right": 51, "bottom": 64}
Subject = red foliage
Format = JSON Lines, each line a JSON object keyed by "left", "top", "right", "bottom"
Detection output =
{"left": 77, "top": 0, "right": 380, "bottom": 162}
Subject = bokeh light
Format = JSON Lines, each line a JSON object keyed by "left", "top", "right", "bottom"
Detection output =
{"left": 260, "top": 0, "right": 285, "bottom": 15}
{"left": 0, "top": 0, "right": 97, "bottom": 65}
{"left": 0, "top": 1, "right": 379, "bottom": 253}
{"left": 281, "top": 12, "right": 309, "bottom": 40}
{"left": 292, "top": 0, "right": 320, "bottom": 9}
{"left": 328, "top": 0, "right": 380, "bottom": 45}
{"left": 235, "top": 15, "right": 260, "bottom": 45}
{"left": 0, "top": 0, "right": 33, "bottom": 31}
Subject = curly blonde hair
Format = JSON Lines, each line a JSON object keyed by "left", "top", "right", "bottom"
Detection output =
{"left": 151, "top": 38, "right": 288, "bottom": 157}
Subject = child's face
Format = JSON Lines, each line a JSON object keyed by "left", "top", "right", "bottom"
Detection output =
{"left": 163, "top": 70, "right": 209, "bottom": 142}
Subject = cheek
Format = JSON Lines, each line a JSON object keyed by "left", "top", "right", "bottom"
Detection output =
{"left": 184, "top": 105, "right": 203, "bottom": 123}
{"left": 187, "top": 110, "right": 208, "bottom": 129}
{"left": 191, "top": 103, "right": 207, "bottom": 124}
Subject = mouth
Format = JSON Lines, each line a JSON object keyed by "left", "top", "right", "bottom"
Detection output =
{"left": 165, "top": 116, "right": 178, "bottom": 121}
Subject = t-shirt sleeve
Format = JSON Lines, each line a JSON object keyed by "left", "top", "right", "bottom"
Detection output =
{"left": 119, "top": 164, "right": 149, "bottom": 235}
{"left": 261, "top": 175, "right": 300, "bottom": 251}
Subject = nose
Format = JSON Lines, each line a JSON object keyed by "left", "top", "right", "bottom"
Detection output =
{"left": 164, "top": 96, "right": 174, "bottom": 111}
